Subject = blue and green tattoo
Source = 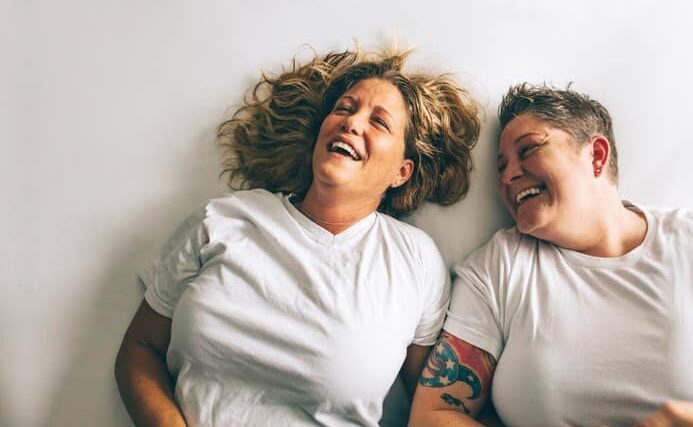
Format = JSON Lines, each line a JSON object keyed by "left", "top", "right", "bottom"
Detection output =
{"left": 418, "top": 332, "right": 496, "bottom": 414}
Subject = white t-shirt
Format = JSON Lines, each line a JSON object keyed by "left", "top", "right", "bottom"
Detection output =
{"left": 445, "top": 204, "right": 693, "bottom": 427}
{"left": 141, "top": 189, "right": 450, "bottom": 427}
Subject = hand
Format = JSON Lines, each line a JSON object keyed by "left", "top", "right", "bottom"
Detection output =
{"left": 634, "top": 401, "right": 693, "bottom": 427}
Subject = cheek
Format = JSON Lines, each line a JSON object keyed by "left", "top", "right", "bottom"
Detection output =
{"left": 379, "top": 136, "right": 406, "bottom": 161}
{"left": 497, "top": 185, "right": 511, "bottom": 209}
{"left": 503, "top": 201, "right": 516, "bottom": 218}
{"left": 385, "top": 150, "right": 406, "bottom": 176}
{"left": 313, "top": 119, "right": 336, "bottom": 162}
{"left": 316, "top": 124, "right": 328, "bottom": 141}
{"left": 317, "top": 115, "right": 338, "bottom": 140}
{"left": 545, "top": 170, "right": 572, "bottom": 195}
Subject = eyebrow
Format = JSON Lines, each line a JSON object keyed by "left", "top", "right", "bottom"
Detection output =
{"left": 337, "top": 95, "right": 356, "bottom": 106}
{"left": 374, "top": 105, "right": 395, "bottom": 123}
{"left": 338, "top": 95, "right": 395, "bottom": 121}
{"left": 496, "top": 131, "right": 546, "bottom": 163}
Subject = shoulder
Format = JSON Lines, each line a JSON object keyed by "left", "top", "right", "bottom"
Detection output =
{"left": 376, "top": 215, "right": 448, "bottom": 287}
{"left": 377, "top": 214, "right": 442, "bottom": 258}
{"left": 197, "top": 189, "right": 291, "bottom": 237}
{"left": 645, "top": 204, "right": 693, "bottom": 226}
{"left": 453, "top": 226, "right": 528, "bottom": 272}
{"left": 641, "top": 204, "right": 693, "bottom": 241}
{"left": 206, "top": 189, "right": 284, "bottom": 216}
{"left": 203, "top": 189, "right": 291, "bottom": 225}
{"left": 628, "top": 201, "right": 693, "bottom": 234}
{"left": 486, "top": 226, "right": 526, "bottom": 251}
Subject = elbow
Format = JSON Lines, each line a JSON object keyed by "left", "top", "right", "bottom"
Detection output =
{"left": 407, "top": 403, "right": 427, "bottom": 427}
{"left": 114, "top": 337, "right": 141, "bottom": 388}
{"left": 407, "top": 412, "right": 435, "bottom": 427}
{"left": 406, "top": 414, "right": 421, "bottom": 427}
{"left": 114, "top": 340, "right": 129, "bottom": 388}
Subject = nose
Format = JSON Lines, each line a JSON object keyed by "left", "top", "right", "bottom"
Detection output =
{"left": 340, "top": 113, "right": 365, "bottom": 135}
{"left": 500, "top": 159, "right": 523, "bottom": 185}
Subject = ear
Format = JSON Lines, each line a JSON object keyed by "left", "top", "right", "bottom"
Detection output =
{"left": 390, "top": 158, "right": 414, "bottom": 189}
{"left": 591, "top": 135, "right": 610, "bottom": 178}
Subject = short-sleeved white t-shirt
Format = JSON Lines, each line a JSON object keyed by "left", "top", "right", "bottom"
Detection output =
{"left": 445, "top": 204, "right": 693, "bottom": 427}
{"left": 141, "top": 189, "right": 450, "bottom": 427}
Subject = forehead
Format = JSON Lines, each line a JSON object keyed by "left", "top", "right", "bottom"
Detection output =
{"left": 499, "top": 114, "right": 551, "bottom": 151}
{"left": 342, "top": 79, "right": 407, "bottom": 113}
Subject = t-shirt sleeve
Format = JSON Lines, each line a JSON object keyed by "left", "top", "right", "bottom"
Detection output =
{"left": 443, "top": 235, "right": 507, "bottom": 360}
{"left": 412, "top": 236, "right": 451, "bottom": 346}
{"left": 140, "top": 206, "right": 209, "bottom": 318}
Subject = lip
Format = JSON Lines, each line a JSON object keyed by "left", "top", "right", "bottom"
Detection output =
{"left": 328, "top": 135, "right": 363, "bottom": 160}
{"left": 507, "top": 183, "right": 546, "bottom": 207}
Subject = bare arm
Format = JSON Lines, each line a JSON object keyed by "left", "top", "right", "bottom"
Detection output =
{"left": 115, "top": 300, "right": 187, "bottom": 427}
{"left": 401, "top": 344, "right": 432, "bottom": 398}
{"left": 478, "top": 401, "right": 506, "bottom": 427}
{"left": 633, "top": 401, "right": 693, "bottom": 427}
{"left": 408, "top": 331, "right": 497, "bottom": 427}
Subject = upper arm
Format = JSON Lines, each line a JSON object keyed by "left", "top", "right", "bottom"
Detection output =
{"left": 410, "top": 331, "right": 497, "bottom": 419}
{"left": 401, "top": 344, "right": 432, "bottom": 397}
{"left": 120, "top": 299, "right": 173, "bottom": 357}
{"left": 140, "top": 206, "right": 209, "bottom": 318}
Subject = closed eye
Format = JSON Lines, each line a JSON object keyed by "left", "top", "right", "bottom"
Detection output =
{"left": 333, "top": 104, "right": 353, "bottom": 114}
{"left": 519, "top": 143, "right": 540, "bottom": 159}
{"left": 372, "top": 116, "right": 391, "bottom": 132}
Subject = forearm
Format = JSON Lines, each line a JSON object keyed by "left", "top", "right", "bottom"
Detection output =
{"left": 115, "top": 339, "right": 187, "bottom": 427}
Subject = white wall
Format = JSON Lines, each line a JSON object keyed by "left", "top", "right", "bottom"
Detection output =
{"left": 4, "top": 1, "right": 693, "bottom": 426}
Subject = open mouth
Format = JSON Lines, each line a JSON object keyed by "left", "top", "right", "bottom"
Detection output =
{"left": 328, "top": 141, "right": 361, "bottom": 161}
{"left": 515, "top": 186, "right": 545, "bottom": 205}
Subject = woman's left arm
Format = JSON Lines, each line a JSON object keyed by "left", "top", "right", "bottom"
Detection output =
{"left": 634, "top": 401, "right": 693, "bottom": 427}
{"left": 401, "top": 344, "right": 432, "bottom": 398}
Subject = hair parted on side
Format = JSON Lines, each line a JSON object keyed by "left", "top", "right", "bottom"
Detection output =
{"left": 218, "top": 47, "right": 480, "bottom": 218}
{"left": 498, "top": 82, "right": 619, "bottom": 183}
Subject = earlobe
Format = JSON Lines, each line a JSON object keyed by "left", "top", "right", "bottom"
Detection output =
{"left": 391, "top": 159, "right": 414, "bottom": 189}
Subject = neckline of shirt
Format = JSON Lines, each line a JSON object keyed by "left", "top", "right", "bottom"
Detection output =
{"left": 556, "top": 200, "right": 655, "bottom": 268}
{"left": 282, "top": 194, "right": 378, "bottom": 246}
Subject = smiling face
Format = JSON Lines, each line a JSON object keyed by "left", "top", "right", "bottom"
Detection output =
{"left": 311, "top": 78, "right": 413, "bottom": 202}
{"left": 497, "top": 113, "right": 597, "bottom": 241}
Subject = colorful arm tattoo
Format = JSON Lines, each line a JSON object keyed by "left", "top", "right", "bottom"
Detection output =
{"left": 418, "top": 331, "right": 496, "bottom": 414}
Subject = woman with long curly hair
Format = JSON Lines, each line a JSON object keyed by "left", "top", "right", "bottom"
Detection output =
{"left": 115, "top": 46, "right": 480, "bottom": 427}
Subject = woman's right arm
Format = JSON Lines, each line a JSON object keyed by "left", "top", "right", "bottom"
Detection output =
{"left": 408, "top": 331, "right": 497, "bottom": 427}
{"left": 115, "top": 300, "right": 187, "bottom": 427}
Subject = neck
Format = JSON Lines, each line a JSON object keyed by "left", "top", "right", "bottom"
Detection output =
{"left": 562, "top": 191, "right": 647, "bottom": 257}
{"left": 296, "top": 186, "right": 381, "bottom": 235}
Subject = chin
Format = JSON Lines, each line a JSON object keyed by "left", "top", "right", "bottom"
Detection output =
{"left": 515, "top": 215, "right": 545, "bottom": 239}
{"left": 514, "top": 204, "right": 554, "bottom": 237}
{"left": 516, "top": 222, "right": 534, "bottom": 236}
{"left": 313, "top": 164, "right": 352, "bottom": 186}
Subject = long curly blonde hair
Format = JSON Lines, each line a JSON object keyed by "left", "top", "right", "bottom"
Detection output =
{"left": 218, "top": 48, "right": 480, "bottom": 218}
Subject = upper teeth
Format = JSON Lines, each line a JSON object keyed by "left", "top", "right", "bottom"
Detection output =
{"left": 331, "top": 141, "right": 360, "bottom": 160}
{"left": 516, "top": 187, "right": 543, "bottom": 205}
